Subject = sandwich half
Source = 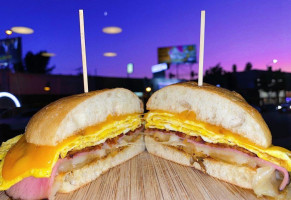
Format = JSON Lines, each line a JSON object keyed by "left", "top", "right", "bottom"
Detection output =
{"left": 0, "top": 88, "right": 145, "bottom": 199}
{"left": 145, "top": 82, "right": 291, "bottom": 199}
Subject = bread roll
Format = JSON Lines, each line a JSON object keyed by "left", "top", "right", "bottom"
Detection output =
{"left": 26, "top": 88, "right": 143, "bottom": 146}
{"left": 3, "top": 88, "right": 145, "bottom": 200}
{"left": 147, "top": 82, "right": 271, "bottom": 148}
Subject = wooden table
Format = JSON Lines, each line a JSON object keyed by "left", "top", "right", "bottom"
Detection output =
{"left": 0, "top": 152, "right": 267, "bottom": 200}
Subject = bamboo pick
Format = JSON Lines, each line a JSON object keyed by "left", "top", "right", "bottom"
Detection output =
{"left": 198, "top": 10, "right": 205, "bottom": 86}
{"left": 79, "top": 9, "right": 89, "bottom": 93}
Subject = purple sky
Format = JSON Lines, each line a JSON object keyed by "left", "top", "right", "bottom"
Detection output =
{"left": 1, "top": 0, "right": 291, "bottom": 78}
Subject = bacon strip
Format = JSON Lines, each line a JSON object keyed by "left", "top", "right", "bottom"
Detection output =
{"left": 146, "top": 128, "right": 256, "bottom": 156}
{"left": 66, "top": 126, "right": 144, "bottom": 158}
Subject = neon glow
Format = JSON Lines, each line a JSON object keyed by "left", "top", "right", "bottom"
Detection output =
{"left": 0, "top": 92, "right": 21, "bottom": 107}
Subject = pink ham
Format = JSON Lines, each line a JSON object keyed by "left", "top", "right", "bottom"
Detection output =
{"left": 254, "top": 157, "right": 290, "bottom": 191}
{"left": 185, "top": 138, "right": 290, "bottom": 191}
{"left": 4, "top": 129, "right": 142, "bottom": 199}
{"left": 6, "top": 161, "right": 61, "bottom": 200}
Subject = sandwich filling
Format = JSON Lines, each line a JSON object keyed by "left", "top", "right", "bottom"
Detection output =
{"left": 0, "top": 113, "right": 142, "bottom": 190}
{"left": 5, "top": 128, "right": 144, "bottom": 200}
{"left": 145, "top": 110, "right": 291, "bottom": 197}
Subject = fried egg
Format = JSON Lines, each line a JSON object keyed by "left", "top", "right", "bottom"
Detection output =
{"left": 0, "top": 114, "right": 142, "bottom": 190}
{"left": 145, "top": 111, "right": 291, "bottom": 171}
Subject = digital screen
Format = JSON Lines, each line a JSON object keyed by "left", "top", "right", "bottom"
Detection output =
{"left": 153, "top": 78, "right": 181, "bottom": 89}
{"left": 158, "top": 45, "right": 196, "bottom": 64}
{"left": 0, "top": 37, "right": 22, "bottom": 66}
{"left": 152, "top": 63, "right": 168, "bottom": 73}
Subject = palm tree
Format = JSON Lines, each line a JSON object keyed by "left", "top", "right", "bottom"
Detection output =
{"left": 14, "top": 51, "right": 55, "bottom": 74}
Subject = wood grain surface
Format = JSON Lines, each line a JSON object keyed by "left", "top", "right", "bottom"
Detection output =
{"left": 0, "top": 152, "right": 268, "bottom": 200}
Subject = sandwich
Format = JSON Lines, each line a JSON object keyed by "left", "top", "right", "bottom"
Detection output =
{"left": 0, "top": 88, "right": 145, "bottom": 199}
{"left": 144, "top": 81, "right": 291, "bottom": 199}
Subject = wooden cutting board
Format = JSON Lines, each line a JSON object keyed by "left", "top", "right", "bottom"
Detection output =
{"left": 0, "top": 152, "right": 268, "bottom": 200}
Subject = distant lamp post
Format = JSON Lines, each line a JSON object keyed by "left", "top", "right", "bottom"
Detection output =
{"left": 266, "top": 59, "right": 278, "bottom": 68}
{"left": 5, "top": 30, "right": 12, "bottom": 36}
{"left": 127, "top": 63, "right": 133, "bottom": 78}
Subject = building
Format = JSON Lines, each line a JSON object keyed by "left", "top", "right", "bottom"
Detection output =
{"left": 0, "top": 71, "right": 152, "bottom": 109}
{"left": 203, "top": 68, "right": 291, "bottom": 106}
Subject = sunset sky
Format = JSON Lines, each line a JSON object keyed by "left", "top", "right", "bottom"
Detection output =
{"left": 1, "top": 0, "right": 291, "bottom": 78}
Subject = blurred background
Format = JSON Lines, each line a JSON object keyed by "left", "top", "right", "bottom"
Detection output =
{"left": 0, "top": 0, "right": 290, "bottom": 149}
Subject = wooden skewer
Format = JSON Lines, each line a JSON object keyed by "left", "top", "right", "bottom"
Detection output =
{"left": 198, "top": 10, "right": 205, "bottom": 86}
{"left": 79, "top": 9, "right": 89, "bottom": 93}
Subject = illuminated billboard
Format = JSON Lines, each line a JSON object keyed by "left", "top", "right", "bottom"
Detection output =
{"left": 158, "top": 45, "right": 196, "bottom": 64}
{"left": 0, "top": 37, "right": 22, "bottom": 66}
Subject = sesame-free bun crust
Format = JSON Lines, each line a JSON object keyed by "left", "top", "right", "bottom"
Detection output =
{"left": 25, "top": 88, "right": 143, "bottom": 146}
{"left": 147, "top": 82, "right": 271, "bottom": 148}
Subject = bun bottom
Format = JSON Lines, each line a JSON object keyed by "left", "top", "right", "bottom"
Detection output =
{"left": 145, "top": 135, "right": 256, "bottom": 190}
{"left": 57, "top": 135, "right": 145, "bottom": 193}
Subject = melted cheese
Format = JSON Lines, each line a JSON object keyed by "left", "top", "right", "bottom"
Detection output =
{"left": 0, "top": 113, "right": 142, "bottom": 190}
{"left": 145, "top": 110, "right": 291, "bottom": 171}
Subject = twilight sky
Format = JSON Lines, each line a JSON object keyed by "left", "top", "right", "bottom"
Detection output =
{"left": 1, "top": 0, "right": 291, "bottom": 78}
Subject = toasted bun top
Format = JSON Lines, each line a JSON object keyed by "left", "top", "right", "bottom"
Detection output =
{"left": 146, "top": 82, "right": 271, "bottom": 148}
{"left": 25, "top": 88, "right": 143, "bottom": 146}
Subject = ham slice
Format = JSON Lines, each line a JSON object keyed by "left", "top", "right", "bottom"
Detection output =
{"left": 150, "top": 128, "right": 290, "bottom": 192}
{"left": 187, "top": 137, "right": 290, "bottom": 191}
{"left": 196, "top": 140, "right": 290, "bottom": 191}
{"left": 6, "top": 161, "right": 61, "bottom": 200}
{"left": 5, "top": 128, "right": 143, "bottom": 199}
{"left": 254, "top": 157, "right": 290, "bottom": 191}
